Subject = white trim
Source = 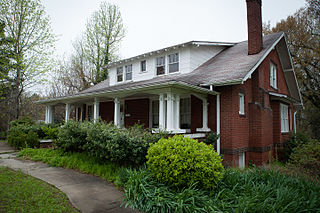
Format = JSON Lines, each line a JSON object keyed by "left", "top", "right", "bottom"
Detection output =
{"left": 65, "top": 103, "right": 70, "bottom": 122}
{"left": 216, "top": 94, "right": 221, "bottom": 155}
{"left": 243, "top": 33, "right": 284, "bottom": 82}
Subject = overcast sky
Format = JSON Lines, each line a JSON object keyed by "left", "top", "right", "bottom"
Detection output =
{"left": 42, "top": 0, "right": 306, "bottom": 59}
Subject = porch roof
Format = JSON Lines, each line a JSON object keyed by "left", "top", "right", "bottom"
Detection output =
{"left": 38, "top": 80, "right": 218, "bottom": 104}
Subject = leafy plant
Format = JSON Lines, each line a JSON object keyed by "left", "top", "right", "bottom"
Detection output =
{"left": 202, "top": 132, "right": 219, "bottom": 146}
{"left": 289, "top": 139, "right": 320, "bottom": 178}
{"left": 146, "top": 135, "right": 224, "bottom": 189}
{"left": 7, "top": 126, "right": 39, "bottom": 149}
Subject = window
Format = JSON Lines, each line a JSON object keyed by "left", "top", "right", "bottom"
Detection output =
{"left": 239, "top": 93, "right": 245, "bottom": 115}
{"left": 180, "top": 98, "right": 191, "bottom": 129}
{"left": 117, "top": 67, "right": 123, "bottom": 82}
{"left": 151, "top": 100, "right": 159, "bottom": 128}
{"left": 281, "top": 103, "right": 289, "bottom": 133}
{"left": 140, "top": 60, "right": 146, "bottom": 72}
{"left": 125, "top": 64, "right": 132, "bottom": 81}
{"left": 270, "top": 62, "right": 277, "bottom": 89}
{"left": 156, "top": 56, "right": 165, "bottom": 75}
{"left": 168, "top": 53, "right": 179, "bottom": 73}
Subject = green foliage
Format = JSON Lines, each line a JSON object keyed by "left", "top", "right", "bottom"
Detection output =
{"left": 19, "top": 148, "right": 124, "bottom": 186}
{"left": 146, "top": 135, "right": 224, "bottom": 189}
{"left": 9, "top": 116, "right": 35, "bottom": 127}
{"left": 289, "top": 139, "right": 320, "bottom": 178}
{"left": 41, "top": 125, "right": 59, "bottom": 139}
{"left": 202, "top": 132, "right": 219, "bottom": 146}
{"left": 56, "top": 120, "right": 88, "bottom": 152}
{"left": 0, "top": 166, "right": 79, "bottom": 212}
{"left": 122, "top": 167, "right": 320, "bottom": 213}
{"left": 7, "top": 126, "right": 39, "bottom": 149}
{"left": 56, "top": 120, "right": 166, "bottom": 165}
{"left": 281, "top": 131, "right": 312, "bottom": 162}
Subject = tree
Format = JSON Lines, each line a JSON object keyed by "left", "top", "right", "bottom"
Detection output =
{"left": 0, "top": 0, "right": 55, "bottom": 123}
{"left": 263, "top": 0, "right": 320, "bottom": 109}
{"left": 84, "top": 2, "right": 125, "bottom": 84}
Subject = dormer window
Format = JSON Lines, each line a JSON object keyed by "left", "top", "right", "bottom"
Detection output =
{"left": 270, "top": 62, "right": 277, "bottom": 89}
{"left": 156, "top": 56, "right": 165, "bottom": 75}
{"left": 117, "top": 67, "right": 123, "bottom": 82}
{"left": 141, "top": 60, "right": 146, "bottom": 72}
{"left": 125, "top": 64, "right": 132, "bottom": 80}
{"left": 168, "top": 53, "right": 179, "bottom": 73}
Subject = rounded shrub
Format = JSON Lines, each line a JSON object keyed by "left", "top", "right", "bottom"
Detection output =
{"left": 146, "top": 135, "right": 224, "bottom": 189}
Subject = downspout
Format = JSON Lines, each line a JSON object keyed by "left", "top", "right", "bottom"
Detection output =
{"left": 211, "top": 85, "right": 220, "bottom": 155}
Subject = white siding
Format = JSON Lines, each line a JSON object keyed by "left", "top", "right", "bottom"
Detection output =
{"left": 108, "top": 45, "right": 227, "bottom": 86}
{"left": 189, "top": 46, "right": 225, "bottom": 71}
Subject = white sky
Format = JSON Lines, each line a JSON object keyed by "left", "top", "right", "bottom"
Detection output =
{"left": 42, "top": 0, "right": 306, "bottom": 59}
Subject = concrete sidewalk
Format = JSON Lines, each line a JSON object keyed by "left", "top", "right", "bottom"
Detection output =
{"left": 0, "top": 142, "right": 138, "bottom": 213}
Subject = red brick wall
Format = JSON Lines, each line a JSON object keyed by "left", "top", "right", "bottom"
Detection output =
{"left": 191, "top": 95, "right": 203, "bottom": 133}
{"left": 124, "top": 98, "right": 149, "bottom": 128}
{"left": 99, "top": 101, "right": 114, "bottom": 123}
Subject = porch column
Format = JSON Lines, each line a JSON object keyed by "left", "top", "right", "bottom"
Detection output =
{"left": 65, "top": 103, "right": 70, "bottom": 122}
{"left": 216, "top": 94, "right": 221, "bottom": 155}
{"left": 114, "top": 98, "right": 120, "bottom": 127}
{"left": 93, "top": 98, "right": 100, "bottom": 123}
{"left": 75, "top": 107, "right": 79, "bottom": 121}
{"left": 174, "top": 94, "right": 180, "bottom": 129}
{"left": 166, "top": 92, "right": 174, "bottom": 131}
{"left": 159, "top": 94, "right": 165, "bottom": 130}
{"left": 45, "top": 105, "right": 53, "bottom": 124}
{"left": 80, "top": 105, "right": 83, "bottom": 121}
{"left": 196, "top": 97, "right": 210, "bottom": 132}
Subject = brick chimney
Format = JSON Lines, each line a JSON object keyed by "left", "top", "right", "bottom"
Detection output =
{"left": 246, "top": 0, "right": 263, "bottom": 55}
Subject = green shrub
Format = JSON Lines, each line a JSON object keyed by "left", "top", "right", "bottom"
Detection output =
{"left": 56, "top": 120, "right": 166, "bottom": 165}
{"left": 146, "top": 135, "right": 224, "bottom": 189}
{"left": 281, "top": 131, "right": 311, "bottom": 162}
{"left": 7, "top": 127, "right": 39, "bottom": 149}
{"left": 41, "top": 125, "right": 59, "bottom": 139}
{"left": 56, "top": 120, "right": 87, "bottom": 152}
{"left": 202, "top": 132, "right": 219, "bottom": 146}
{"left": 289, "top": 139, "right": 320, "bottom": 178}
{"left": 9, "top": 116, "right": 35, "bottom": 127}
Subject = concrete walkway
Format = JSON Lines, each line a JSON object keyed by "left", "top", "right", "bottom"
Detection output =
{"left": 0, "top": 142, "right": 138, "bottom": 213}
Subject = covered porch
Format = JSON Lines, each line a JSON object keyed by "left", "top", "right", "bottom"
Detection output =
{"left": 41, "top": 81, "right": 221, "bottom": 153}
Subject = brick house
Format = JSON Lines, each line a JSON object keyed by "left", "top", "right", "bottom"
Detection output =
{"left": 41, "top": 0, "right": 302, "bottom": 167}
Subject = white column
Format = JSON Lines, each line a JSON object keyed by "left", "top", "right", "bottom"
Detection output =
{"left": 114, "top": 98, "right": 120, "bottom": 127}
{"left": 65, "top": 103, "right": 70, "bottom": 122}
{"left": 75, "top": 107, "right": 79, "bottom": 121}
{"left": 216, "top": 94, "right": 221, "bottom": 155}
{"left": 175, "top": 94, "right": 180, "bottom": 129}
{"left": 93, "top": 98, "right": 100, "bottom": 123}
{"left": 159, "top": 94, "right": 165, "bottom": 130}
{"left": 47, "top": 105, "right": 53, "bottom": 124}
{"left": 80, "top": 105, "right": 83, "bottom": 121}
{"left": 166, "top": 92, "right": 174, "bottom": 131}
{"left": 45, "top": 106, "right": 48, "bottom": 123}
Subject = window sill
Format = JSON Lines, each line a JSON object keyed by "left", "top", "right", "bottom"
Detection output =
{"left": 139, "top": 71, "right": 147, "bottom": 74}
{"left": 239, "top": 113, "right": 246, "bottom": 117}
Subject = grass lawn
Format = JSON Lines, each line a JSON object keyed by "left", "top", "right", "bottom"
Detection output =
{"left": 0, "top": 166, "right": 79, "bottom": 212}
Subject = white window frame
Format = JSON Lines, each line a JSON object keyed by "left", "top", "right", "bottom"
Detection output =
{"left": 239, "top": 93, "right": 245, "bottom": 115}
{"left": 125, "top": 64, "right": 132, "bottom": 81}
{"left": 116, "top": 67, "right": 123, "bottom": 82}
{"left": 140, "top": 60, "right": 147, "bottom": 72}
{"left": 156, "top": 56, "right": 165, "bottom": 76}
{"left": 270, "top": 62, "right": 277, "bottom": 89}
{"left": 280, "top": 103, "right": 289, "bottom": 133}
{"left": 168, "top": 53, "right": 179, "bottom": 73}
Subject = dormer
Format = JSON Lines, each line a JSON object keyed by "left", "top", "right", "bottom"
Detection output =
{"left": 107, "top": 41, "right": 234, "bottom": 86}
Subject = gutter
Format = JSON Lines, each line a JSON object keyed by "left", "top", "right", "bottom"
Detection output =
{"left": 37, "top": 80, "right": 219, "bottom": 104}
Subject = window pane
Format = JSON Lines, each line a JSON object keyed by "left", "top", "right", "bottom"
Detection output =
{"left": 152, "top": 100, "right": 159, "bottom": 128}
{"left": 141, "top": 60, "right": 146, "bottom": 72}
{"left": 169, "top": 63, "right": 179, "bottom": 73}
{"left": 157, "top": 66, "right": 165, "bottom": 75}
{"left": 126, "top": 72, "right": 132, "bottom": 80}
